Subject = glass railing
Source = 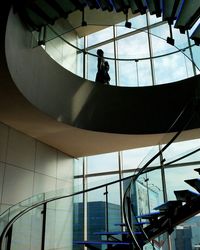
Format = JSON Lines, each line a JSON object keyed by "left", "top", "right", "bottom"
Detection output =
{"left": 123, "top": 101, "right": 200, "bottom": 249}
{"left": 0, "top": 175, "right": 135, "bottom": 250}
{"left": 31, "top": 22, "right": 200, "bottom": 87}
{"left": 0, "top": 99, "right": 199, "bottom": 250}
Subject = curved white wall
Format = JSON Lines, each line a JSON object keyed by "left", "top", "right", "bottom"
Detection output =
{"left": 5, "top": 8, "right": 94, "bottom": 125}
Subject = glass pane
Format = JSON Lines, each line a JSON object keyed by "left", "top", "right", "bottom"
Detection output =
{"left": 62, "top": 32, "right": 78, "bottom": 74}
{"left": 74, "top": 158, "right": 83, "bottom": 176}
{"left": 151, "top": 24, "right": 177, "bottom": 56}
{"left": 77, "top": 52, "right": 84, "bottom": 77}
{"left": 118, "top": 59, "right": 152, "bottom": 86}
{"left": 118, "top": 60, "right": 138, "bottom": 86}
{"left": 87, "top": 188, "right": 106, "bottom": 247}
{"left": 87, "top": 175, "right": 120, "bottom": 190}
{"left": 116, "top": 14, "right": 147, "bottom": 37}
{"left": 117, "top": 32, "right": 150, "bottom": 60}
{"left": 146, "top": 169, "right": 163, "bottom": 207}
{"left": 137, "top": 59, "right": 153, "bottom": 86}
{"left": 10, "top": 206, "right": 43, "bottom": 250}
{"left": 108, "top": 182, "right": 121, "bottom": 232}
{"left": 122, "top": 145, "right": 158, "bottom": 171}
{"left": 74, "top": 178, "right": 83, "bottom": 193}
{"left": 73, "top": 193, "right": 84, "bottom": 250}
{"left": 165, "top": 165, "right": 199, "bottom": 200}
{"left": 117, "top": 31, "right": 152, "bottom": 86}
{"left": 86, "top": 50, "right": 96, "bottom": 82}
{"left": 163, "top": 138, "right": 200, "bottom": 165}
{"left": 87, "top": 152, "right": 118, "bottom": 174}
{"left": 87, "top": 26, "right": 113, "bottom": 47}
{"left": 45, "top": 198, "right": 73, "bottom": 250}
{"left": 153, "top": 52, "right": 193, "bottom": 84}
{"left": 192, "top": 45, "right": 200, "bottom": 74}
{"left": 182, "top": 47, "right": 196, "bottom": 77}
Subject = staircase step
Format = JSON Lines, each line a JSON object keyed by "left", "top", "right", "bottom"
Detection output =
{"left": 136, "top": 211, "right": 164, "bottom": 219}
{"left": 174, "top": 189, "right": 200, "bottom": 202}
{"left": 114, "top": 223, "right": 126, "bottom": 227}
{"left": 174, "top": 1, "right": 200, "bottom": 32}
{"left": 134, "top": 221, "right": 150, "bottom": 226}
{"left": 194, "top": 168, "right": 200, "bottom": 175}
{"left": 146, "top": 0, "right": 161, "bottom": 17}
{"left": 154, "top": 200, "right": 182, "bottom": 211}
{"left": 73, "top": 240, "right": 131, "bottom": 245}
{"left": 185, "top": 178, "right": 200, "bottom": 193}
{"left": 162, "top": 0, "right": 182, "bottom": 23}
{"left": 93, "top": 231, "right": 129, "bottom": 236}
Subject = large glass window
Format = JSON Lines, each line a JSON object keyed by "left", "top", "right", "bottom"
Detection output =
{"left": 87, "top": 26, "right": 113, "bottom": 47}
{"left": 44, "top": 9, "right": 200, "bottom": 86}
{"left": 116, "top": 13, "right": 147, "bottom": 37}
{"left": 87, "top": 152, "right": 119, "bottom": 174}
{"left": 153, "top": 52, "right": 193, "bottom": 84}
{"left": 74, "top": 136, "right": 200, "bottom": 250}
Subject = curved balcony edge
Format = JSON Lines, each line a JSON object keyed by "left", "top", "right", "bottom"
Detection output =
{"left": 1, "top": 5, "right": 200, "bottom": 157}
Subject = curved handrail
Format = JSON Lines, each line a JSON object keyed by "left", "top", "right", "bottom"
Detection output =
{"left": 122, "top": 99, "right": 198, "bottom": 249}
{"left": 45, "top": 23, "right": 200, "bottom": 72}
{"left": 0, "top": 167, "right": 138, "bottom": 250}
{"left": 0, "top": 100, "right": 197, "bottom": 250}
{"left": 6, "top": 8, "right": 200, "bottom": 136}
{"left": 141, "top": 145, "right": 200, "bottom": 175}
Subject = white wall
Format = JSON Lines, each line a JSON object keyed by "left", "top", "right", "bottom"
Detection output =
{"left": 0, "top": 121, "right": 74, "bottom": 214}
{"left": 0, "top": 122, "right": 74, "bottom": 249}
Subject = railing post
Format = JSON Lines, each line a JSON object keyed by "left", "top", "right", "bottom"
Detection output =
{"left": 41, "top": 202, "right": 47, "bottom": 250}
{"left": 104, "top": 185, "right": 109, "bottom": 234}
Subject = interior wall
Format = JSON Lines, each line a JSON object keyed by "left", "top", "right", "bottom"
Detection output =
{"left": 0, "top": 121, "right": 74, "bottom": 214}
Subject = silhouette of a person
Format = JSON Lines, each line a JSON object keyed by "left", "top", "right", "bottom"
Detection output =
{"left": 104, "top": 60, "right": 110, "bottom": 84}
{"left": 95, "top": 49, "right": 110, "bottom": 85}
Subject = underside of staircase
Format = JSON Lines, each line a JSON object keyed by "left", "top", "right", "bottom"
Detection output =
{"left": 13, "top": 0, "right": 200, "bottom": 45}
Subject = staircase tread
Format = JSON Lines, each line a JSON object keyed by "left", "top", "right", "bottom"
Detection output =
{"left": 185, "top": 178, "right": 200, "bottom": 183}
{"left": 134, "top": 221, "right": 150, "bottom": 225}
{"left": 136, "top": 211, "right": 164, "bottom": 219}
{"left": 73, "top": 240, "right": 131, "bottom": 245}
{"left": 94, "top": 231, "right": 142, "bottom": 235}
{"left": 154, "top": 200, "right": 182, "bottom": 211}
{"left": 185, "top": 178, "right": 200, "bottom": 192}
{"left": 93, "top": 231, "right": 129, "bottom": 235}
{"left": 194, "top": 168, "right": 200, "bottom": 174}
{"left": 174, "top": 189, "right": 200, "bottom": 201}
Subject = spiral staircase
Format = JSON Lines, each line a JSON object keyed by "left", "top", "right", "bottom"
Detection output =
{"left": 0, "top": 97, "right": 199, "bottom": 249}
{"left": 0, "top": 1, "right": 200, "bottom": 250}
{"left": 0, "top": 148, "right": 200, "bottom": 250}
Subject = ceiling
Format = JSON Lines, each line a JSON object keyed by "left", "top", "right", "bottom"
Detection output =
{"left": 67, "top": 7, "right": 135, "bottom": 37}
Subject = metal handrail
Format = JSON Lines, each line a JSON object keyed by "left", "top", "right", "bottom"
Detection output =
{"left": 0, "top": 102, "right": 198, "bottom": 249}
{"left": 0, "top": 167, "right": 138, "bottom": 249}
